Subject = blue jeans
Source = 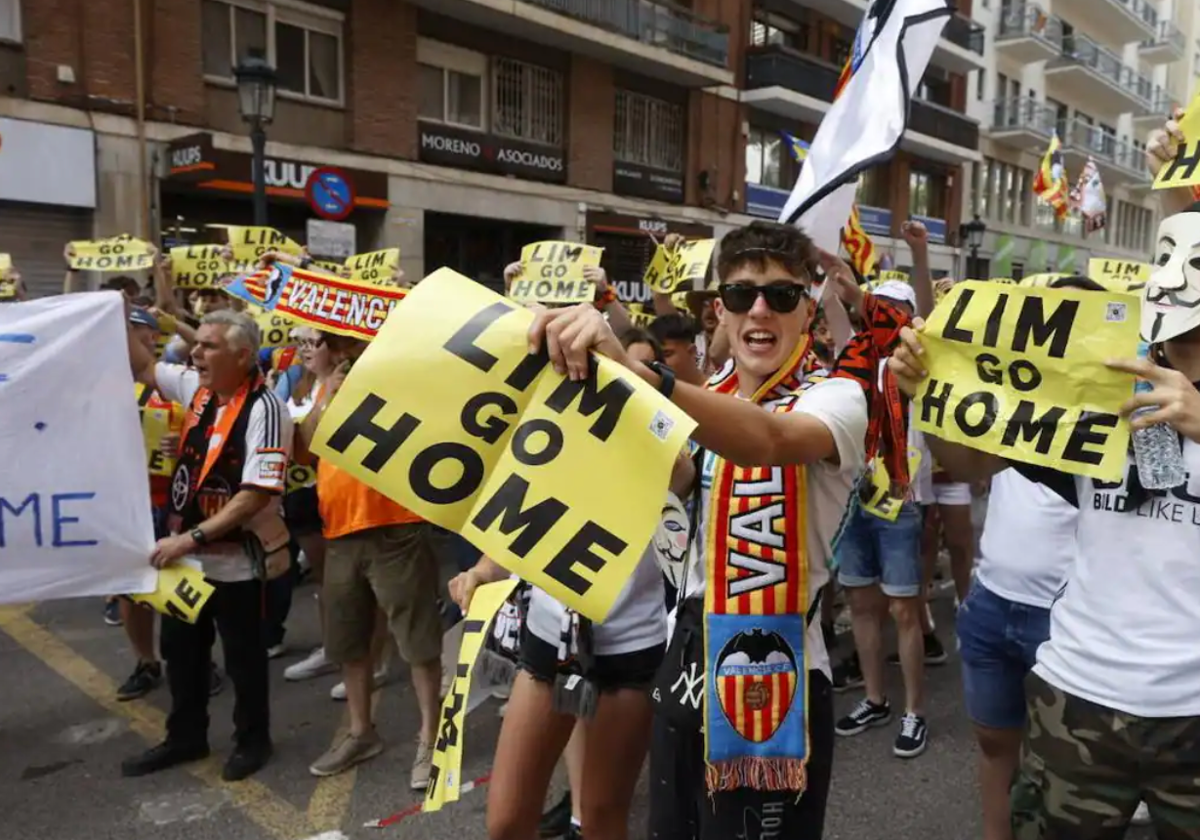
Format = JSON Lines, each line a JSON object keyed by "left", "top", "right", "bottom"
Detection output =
{"left": 956, "top": 580, "right": 1051, "bottom": 729}
{"left": 835, "top": 502, "right": 923, "bottom": 597}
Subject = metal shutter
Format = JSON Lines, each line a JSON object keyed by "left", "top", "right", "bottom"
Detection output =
{"left": 0, "top": 202, "right": 92, "bottom": 298}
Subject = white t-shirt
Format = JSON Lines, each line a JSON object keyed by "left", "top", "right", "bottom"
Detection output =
{"left": 677, "top": 377, "right": 868, "bottom": 680}
{"left": 526, "top": 542, "right": 666, "bottom": 656}
{"left": 1020, "top": 442, "right": 1200, "bottom": 717}
{"left": 975, "top": 468, "right": 1077, "bottom": 609}
{"left": 155, "top": 363, "right": 292, "bottom": 582}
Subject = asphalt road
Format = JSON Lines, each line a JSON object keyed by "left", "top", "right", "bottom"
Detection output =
{"left": 0, "top": 582, "right": 1155, "bottom": 840}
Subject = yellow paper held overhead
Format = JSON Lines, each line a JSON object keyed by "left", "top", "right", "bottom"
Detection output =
{"left": 256, "top": 310, "right": 299, "bottom": 348}
{"left": 425, "top": 578, "right": 518, "bottom": 811}
{"left": 225, "top": 226, "right": 302, "bottom": 263}
{"left": 877, "top": 270, "right": 910, "bottom": 284}
{"left": 1154, "top": 91, "right": 1200, "bottom": 190}
{"left": 643, "top": 245, "right": 672, "bottom": 296}
{"left": 68, "top": 235, "right": 155, "bottom": 272}
{"left": 1087, "top": 258, "right": 1151, "bottom": 293}
{"left": 914, "top": 281, "right": 1139, "bottom": 481}
{"left": 311, "top": 268, "right": 696, "bottom": 622}
{"left": 654, "top": 239, "right": 715, "bottom": 295}
{"left": 345, "top": 248, "right": 401, "bottom": 285}
{"left": 0, "top": 253, "right": 11, "bottom": 274}
{"left": 169, "top": 244, "right": 254, "bottom": 289}
{"left": 510, "top": 241, "right": 604, "bottom": 304}
{"left": 129, "top": 563, "right": 214, "bottom": 624}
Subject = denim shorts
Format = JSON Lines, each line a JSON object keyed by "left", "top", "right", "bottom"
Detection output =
{"left": 956, "top": 580, "right": 1051, "bottom": 730}
{"left": 835, "top": 502, "right": 923, "bottom": 597}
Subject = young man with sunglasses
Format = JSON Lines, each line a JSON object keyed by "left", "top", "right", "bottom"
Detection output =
{"left": 528, "top": 221, "right": 868, "bottom": 839}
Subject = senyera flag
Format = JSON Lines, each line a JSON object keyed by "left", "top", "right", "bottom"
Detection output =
{"left": 224, "top": 263, "right": 407, "bottom": 340}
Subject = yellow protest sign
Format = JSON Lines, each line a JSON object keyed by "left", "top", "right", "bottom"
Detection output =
{"left": 168, "top": 244, "right": 245, "bottom": 289}
{"left": 255, "top": 310, "right": 298, "bottom": 348}
{"left": 860, "top": 447, "right": 923, "bottom": 521}
{"left": 988, "top": 277, "right": 1017, "bottom": 285}
{"left": 225, "top": 226, "right": 302, "bottom": 263}
{"left": 135, "top": 383, "right": 179, "bottom": 477}
{"left": 313, "top": 259, "right": 344, "bottom": 275}
{"left": 426, "top": 578, "right": 518, "bottom": 811}
{"left": 653, "top": 239, "right": 716, "bottom": 295}
{"left": 914, "top": 281, "right": 1139, "bottom": 481}
{"left": 312, "top": 268, "right": 696, "bottom": 621}
{"left": 642, "top": 245, "right": 672, "bottom": 296}
{"left": 345, "top": 248, "right": 401, "bottom": 285}
{"left": 878, "top": 270, "right": 911, "bottom": 284}
{"left": 286, "top": 463, "right": 316, "bottom": 492}
{"left": 628, "top": 310, "right": 656, "bottom": 328}
{"left": 67, "top": 235, "right": 155, "bottom": 272}
{"left": 1088, "top": 258, "right": 1151, "bottom": 293}
{"left": 1019, "top": 273, "right": 1064, "bottom": 289}
{"left": 510, "top": 241, "right": 604, "bottom": 304}
{"left": 129, "top": 563, "right": 214, "bottom": 624}
{"left": 0, "top": 253, "right": 10, "bottom": 275}
{"left": 1154, "top": 92, "right": 1200, "bottom": 190}
{"left": 0, "top": 255, "right": 15, "bottom": 300}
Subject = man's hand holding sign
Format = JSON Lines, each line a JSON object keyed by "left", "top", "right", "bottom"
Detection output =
{"left": 311, "top": 269, "right": 695, "bottom": 621}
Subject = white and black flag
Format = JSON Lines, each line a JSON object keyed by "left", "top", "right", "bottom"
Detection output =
{"left": 779, "top": 0, "right": 953, "bottom": 252}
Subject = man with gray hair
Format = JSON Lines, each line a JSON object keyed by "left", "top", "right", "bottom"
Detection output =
{"left": 122, "top": 308, "right": 293, "bottom": 782}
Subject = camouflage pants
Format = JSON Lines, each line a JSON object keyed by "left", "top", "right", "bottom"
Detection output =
{"left": 1012, "top": 672, "right": 1200, "bottom": 840}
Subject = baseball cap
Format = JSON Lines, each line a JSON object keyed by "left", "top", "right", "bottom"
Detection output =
{"left": 129, "top": 307, "right": 160, "bottom": 331}
{"left": 872, "top": 280, "right": 917, "bottom": 309}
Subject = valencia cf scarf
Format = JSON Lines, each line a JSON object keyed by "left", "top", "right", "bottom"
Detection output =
{"left": 703, "top": 337, "right": 822, "bottom": 793}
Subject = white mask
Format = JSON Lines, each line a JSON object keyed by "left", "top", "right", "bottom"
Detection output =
{"left": 1143, "top": 211, "right": 1200, "bottom": 343}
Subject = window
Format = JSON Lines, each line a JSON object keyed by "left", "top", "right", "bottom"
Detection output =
{"left": 493, "top": 57, "right": 564, "bottom": 146}
{"left": 750, "top": 14, "right": 806, "bottom": 49}
{"left": 614, "top": 90, "right": 685, "bottom": 172}
{"left": 975, "top": 69, "right": 984, "bottom": 101}
{"left": 202, "top": 0, "right": 343, "bottom": 105}
{"left": 1114, "top": 201, "right": 1154, "bottom": 252}
{"left": 909, "top": 169, "right": 945, "bottom": 218}
{"left": 857, "top": 166, "right": 888, "bottom": 207}
{"left": 417, "top": 40, "right": 487, "bottom": 130}
{"left": 831, "top": 35, "right": 853, "bottom": 68}
{"left": 0, "top": 0, "right": 21, "bottom": 42}
{"left": 972, "top": 159, "right": 990, "bottom": 217}
{"left": 746, "top": 127, "right": 785, "bottom": 189}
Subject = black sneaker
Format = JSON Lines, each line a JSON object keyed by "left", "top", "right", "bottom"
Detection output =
{"left": 209, "top": 664, "right": 224, "bottom": 697}
{"left": 835, "top": 697, "right": 891, "bottom": 736}
{"left": 886, "top": 633, "right": 949, "bottom": 667}
{"left": 893, "top": 713, "right": 928, "bottom": 758}
{"left": 831, "top": 653, "right": 864, "bottom": 693}
{"left": 223, "top": 741, "right": 272, "bottom": 782}
{"left": 121, "top": 740, "right": 209, "bottom": 777}
{"left": 539, "top": 791, "right": 572, "bottom": 838}
{"left": 116, "top": 661, "right": 162, "bottom": 701}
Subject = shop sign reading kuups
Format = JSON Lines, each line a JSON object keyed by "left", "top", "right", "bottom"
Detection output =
{"left": 418, "top": 122, "right": 567, "bottom": 184}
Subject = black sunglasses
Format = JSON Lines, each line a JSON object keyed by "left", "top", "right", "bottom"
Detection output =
{"left": 718, "top": 281, "right": 808, "bottom": 314}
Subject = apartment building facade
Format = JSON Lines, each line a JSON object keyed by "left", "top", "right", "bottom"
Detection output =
{"left": 970, "top": 0, "right": 1197, "bottom": 280}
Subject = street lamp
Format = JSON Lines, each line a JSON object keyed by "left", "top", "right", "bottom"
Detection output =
{"left": 959, "top": 214, "right": 987, "bottom": 279}
{"left": 234, "top": 56, "right": 278, "bottom": 226}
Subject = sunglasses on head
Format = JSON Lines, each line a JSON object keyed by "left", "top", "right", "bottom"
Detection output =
{"left": 718, "top": 281, "right": 808, "bottom": 314}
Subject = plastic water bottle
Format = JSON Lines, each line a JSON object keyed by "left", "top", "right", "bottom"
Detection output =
{"left": 1131, "top": 340, "right": 1187, "bottom": 490}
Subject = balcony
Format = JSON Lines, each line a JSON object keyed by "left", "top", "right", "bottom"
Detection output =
{"left": 1050, "top": 0, "right": 1157, "bottom": 47}
{"left": 1044, "top": 32, "right": 1152, "bottom": 116}
{"left": 1140, "top": 19, "right": 1186, "bottom": 64}
{"left": 742, "top": 46, "right": 838, "bottom": 123}
{"left": 1133, "top": 87, "right": 1176, "bottom": 127}
{"left": 404, "top": 0, "right": 733, "bottom": 87}
{"left": 904, "top": 98, "right": 981, "bottom": 162}
{"left": 931, "top": 13, "right": 986, "bottom": 73}
{"left": 995, "top": 3, "right": 1062, "bottom": 64}
{"left": 987, "top": 97, "right": 1057, "bottom": 151}
{"left": 1062, "top": 119, "right": 1145, "bottom": 186}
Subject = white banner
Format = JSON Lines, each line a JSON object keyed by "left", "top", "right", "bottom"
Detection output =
{"left": 0, "top": 292, "right": 156, "bottom": 602}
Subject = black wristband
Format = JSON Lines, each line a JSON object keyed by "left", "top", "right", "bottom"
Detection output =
{"left": 645, "top": 361, "right": 676, "bottom": 400}
{"left": 190, "top": 527, "right": 208, "bottom": 547}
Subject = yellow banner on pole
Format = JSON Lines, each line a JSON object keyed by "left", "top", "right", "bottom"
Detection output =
{"left": 345, "top": 248, "right": 401, "bottom": 285}
{"left": 129, "top": 563, "right": 214, "bottom": 624}
{"left": 67, "top": 235, "right": 155, "bottom": 272}
{"left": 312, "top": 268, "right": 696, "bottom": 622}
{"left": 225, "top": 226, "right": 302, "bottom": 263}
{"left": 913, "top": 281, "right": 1139, "bottom": 481}
{"left": 1153, "top": 91, "right": 1200, "bottom": 190}
{"left": 509, "top": 241, "right": 604, "bottom": 304}
{"left": 1087, "top": 258, "right": 1151, "bottom": 293}
{"left": 425, "top": 578, "right": 519, "bottom": 811}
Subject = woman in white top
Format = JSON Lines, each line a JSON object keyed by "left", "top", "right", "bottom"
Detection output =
{"left": 450, "top": 329, "right": 688, "bottom": 840}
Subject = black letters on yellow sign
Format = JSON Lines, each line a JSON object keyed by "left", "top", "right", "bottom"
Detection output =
{"left": 942, "top": 288, "right": 1079, "bottom": 359}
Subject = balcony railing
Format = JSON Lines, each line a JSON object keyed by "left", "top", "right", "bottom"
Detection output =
{"left": 526, "top": 0, "right": 730, "bottom": 68}
{"left": 1142, "top": 19, "right": 1186, "bottom": 54}
{"left": 744, "top": 45, "right": 839, "bottom": 103}
{"left": 1051, "top": 31, "right": 1152, "bottom": 107}
{"left": 990, "top": 97, "right": 1058, "bottom": 136}
{"left": 909, "top": 98, "right": 979, "bottom": 150}
{"left": 997, "top": 3, "right": 1062, "bottom": 44}
{"left": 1064, "top": 119, "right": 1142, "bottom": 174}
{"left": 942, "top": 13, "right": 985, "bottom": 55}
{"left": 1124, "top": 0, "right": 1159, "bottom": 30}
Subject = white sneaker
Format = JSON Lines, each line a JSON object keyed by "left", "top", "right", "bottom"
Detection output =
{"left": 331, "top": 663, "right": 391, "bottom": 701}
{"left": 284, "top": 647, "right": 337, "bottom": 682}
{"left": 267, "top": 643, "right": 288, "bottom": 660}
{"left": 1132, "top": 801, "right": 1151, "bottom": 826}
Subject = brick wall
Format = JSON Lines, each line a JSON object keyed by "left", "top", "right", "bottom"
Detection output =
{"left": 149, "top": 0, "right": 205, "bottom": 125}
{"left": 347, "top": 0, "right": 417, "bottom": 159}
{"left": 686, "top": 90, "right": 743, "bottom": 210}
{"left": 566, "top": 54, "right": 613, "bottom": 193}
{"left": 24, "top": 0, "right": 85, "bottom": 104}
